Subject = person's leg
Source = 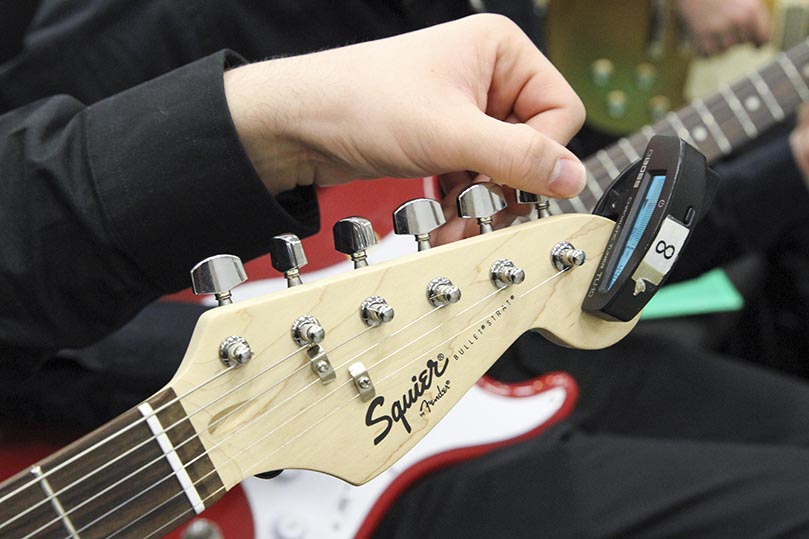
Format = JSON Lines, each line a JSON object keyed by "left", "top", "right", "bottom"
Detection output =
{"left": 372, "top": 423, "right": 809, "bottom": 539}
{"left": 491, "top": 329, "right": 809, "bottom": 446}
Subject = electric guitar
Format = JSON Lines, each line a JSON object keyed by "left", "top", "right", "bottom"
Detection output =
{"left": 0, "top": 212, "right": 638, "bottom": 539}
{"left": 552, "top": 36, "right": 809, "bottom": 215}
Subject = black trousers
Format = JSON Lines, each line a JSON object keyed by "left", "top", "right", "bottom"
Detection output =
{"left": 372, "top": 329, "right": 809, "bottom": 538}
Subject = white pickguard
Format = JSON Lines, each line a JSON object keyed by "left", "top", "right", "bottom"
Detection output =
{"left": 240, "top": 377, "right": 573, "bottom": 539}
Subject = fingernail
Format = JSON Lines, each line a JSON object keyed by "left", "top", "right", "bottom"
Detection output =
{"left": 548, "top": 158, "right": 586, "bottom": 198}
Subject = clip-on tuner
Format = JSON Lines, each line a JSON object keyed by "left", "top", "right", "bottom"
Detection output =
{"left": 582, "top": 135, "right": 719, "bottom": 322}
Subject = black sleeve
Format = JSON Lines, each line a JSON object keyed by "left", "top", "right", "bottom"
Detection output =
{"left": 0, "top": 0, "right": 472, "bottom": 112}
{"left": 0, "top": 50, "right": 319, "bottom": 374}
{"left": 670, "top": 133, "right": 809, "bottom": 281}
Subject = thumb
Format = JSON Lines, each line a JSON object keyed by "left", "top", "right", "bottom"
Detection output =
{"left": 455, "top": 114, "right": 586, "bottom": 198}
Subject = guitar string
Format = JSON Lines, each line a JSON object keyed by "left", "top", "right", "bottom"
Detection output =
{"left": 29, "top": 282, "right": 497, "bottom": 539}
{"left": 130, "top": 268, "right": 570, "bottom": 539}
{"left": 70, "top": 285, "right": 503, "bottom": 539}
{"left": 15, "top": 301, "right": 444, "bottom": 539}
{"left": 9, "top": 313, "right": 410, "bottom": 537}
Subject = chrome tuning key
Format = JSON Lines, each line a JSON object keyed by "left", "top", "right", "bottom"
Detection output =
{"left": 191, "top": 254, "right": 247, "bottom": 306}
{"left": 516, "top": 189, "right": 551, "bottom": 219}
{"left": 360, "top": 296, "right": 395, "bottom": 327}
{"left": 270, "top": 233, "right": 307, "bottom": 287}
{"left": 490, "top": 259, "right": 525, "bottom": 289}
{"left": 551, "top": 242, "right": 586, "bottom": 271}
{"left": 291, "top": 316, "right": 335, "bottom": 384}
{"left": 334, "top": 217, "right": 377, "bottom": 268}
{"left": 393, "top": 198, "right": 446, "bottom": 251}
{"left": 427, "top": 277, "right": 462, "bottom": 307}
{"left": 457, "top": 183, "right": 507, "bottom": 234}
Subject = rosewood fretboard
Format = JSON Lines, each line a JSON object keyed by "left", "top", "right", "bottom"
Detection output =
{"left": 0, "top": 389, "right": 224, "bottom": 539}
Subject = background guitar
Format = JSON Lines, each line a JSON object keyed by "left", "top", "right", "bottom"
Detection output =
{"left": 545, "top": 0, "right": 809, "bottom": 135}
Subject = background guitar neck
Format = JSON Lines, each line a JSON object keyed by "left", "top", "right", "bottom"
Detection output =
{"left": 554, "top": 39, "right": 809, "bottom": 215}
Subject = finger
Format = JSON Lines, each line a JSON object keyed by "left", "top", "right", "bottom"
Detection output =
{"left": 751, "top": 6, "right": 772, "bottom": 46}
{"left": 483, "top": 17, "right": 585, "bottom": 145}
{"left": 449, "top": 108, "right": 586, "bottom": 198}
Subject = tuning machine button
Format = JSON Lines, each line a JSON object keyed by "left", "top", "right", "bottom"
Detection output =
{"left": 393, "top": 198, "right": 446, "bottom": 251}
{"left": 191, "top": 254, "right": 247, "bottom": 306}
{"left": 334, "top": 217, "right": 377, "bottom": 268}
{"left": 457, "top": 183, "right": 507, "bottom": 234}
{"left": 551, "top": 241, "right": 586, "bottom": 271}
{"left": 516, "top": 190, "right": 551, "bottom": 219}
{"left": 360, "top": 296, "right": 395, "bottom": 327}
{"left": 490, "top": 259, "right": 525, "bottom": 289}
{"left": 427, "top": 277, "right": 462, "bottom": 307}
{"left": 270, "top": 234, "right": 307, "bottom": 287}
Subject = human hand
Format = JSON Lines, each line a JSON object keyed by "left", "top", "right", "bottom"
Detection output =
{"left": 224, "top": 14, "right": 586, "bottom": 243}
{"left": 790, "top": 104, "right": 809, "bottom": 184}
{"left": 675, "top": 0, "right": 771, "bottom": 55}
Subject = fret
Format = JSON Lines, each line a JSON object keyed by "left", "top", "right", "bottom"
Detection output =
{"left": 777, "top": 53, "right": 809, "bottom": 102}
{"left": 664, "top": 111, "right": 696, "bottom": 146}
{"left": 618, "top": 138, "right": 640, "bottom": 161}
{"left": 584, "top": 169, "right": 604, "bottom": 199}
{"left": 729, "top": 74, "right": 776, "bottom": 133}
{"left": 692, "top": 98, "right": 732, "bottom": 155}
{"left": 748, "top": 70, "right": 786, "bottom": 121}
{"left": 0, "top": 468, "right": 66, "bottom": 538}
{"left": 671, "top": 106, "right": 725, "bottom": 161}
{"left": 719, "top": 84, "right": 757, "bottom": 139}
{"left": 548, "top": 199, "right": 563, "bottom": 215}
{"left": 0, "top": 389, "right": 224, "bottom": 539}
{"left": 641, "top": 125, "right": 656, "bottom": 143}
{"left": 596, "top": 149, "right": 620, "bottom": 179}
{"left": 566, "top": 195, "right": 588, "bottom": 213}
{"left": 31, "top": 466, "right": 81, "bottom": 539}
{"left": 139, "top": 402, "right": 205, "bottom": 515}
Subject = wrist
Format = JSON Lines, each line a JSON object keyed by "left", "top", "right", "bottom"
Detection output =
{"left": 224, "top": 59, "right": 318, "bottom": 196}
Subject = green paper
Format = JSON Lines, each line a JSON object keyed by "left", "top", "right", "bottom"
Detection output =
{"left": 641, "top": 268, "right": 744, "bottom": 320}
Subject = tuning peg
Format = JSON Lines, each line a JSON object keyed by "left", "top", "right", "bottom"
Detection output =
{"left": 392, "top": 198, "right": 446, "bottom": 251}
{"left": 190, "top": 254, "right": 247, "bottom": 306}
{"left": 333, "top": 217, "right": 377, "bottom": 268}
{"left": 457, "top": 183, "right": 507, "bottom": 234}
{"left": 516, "top": 190, "right": 552, "bottom": 219}
{"left": 269, "top": 233, "right": 307, "bottom": 287}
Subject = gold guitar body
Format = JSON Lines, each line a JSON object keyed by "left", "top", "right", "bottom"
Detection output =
{"left": 546, "top": 0, "right": 806, "bottom": 135}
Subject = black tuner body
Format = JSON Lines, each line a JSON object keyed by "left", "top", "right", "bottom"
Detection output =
{"left": 582, "top": 135, "right": 719, "bottom": 322}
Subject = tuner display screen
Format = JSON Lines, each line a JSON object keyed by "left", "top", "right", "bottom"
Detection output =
{"left": 607, "top": 174, "right": 667, "bottom": 290}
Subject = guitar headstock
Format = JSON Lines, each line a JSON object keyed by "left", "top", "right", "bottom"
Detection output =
{"left": 170, "top": 211, "right": 636, "bottom": 490}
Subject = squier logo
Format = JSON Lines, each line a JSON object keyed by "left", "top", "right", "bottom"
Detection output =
{"left": 364, "top": 295, "right": 515, "bottom": 445}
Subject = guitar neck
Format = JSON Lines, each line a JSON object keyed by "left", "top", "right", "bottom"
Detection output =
{"left": 556, "top": 39, "right": 809, "bottom": 214}
{"left": 0, "top": 388, "right": 223, "bottom": 539}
